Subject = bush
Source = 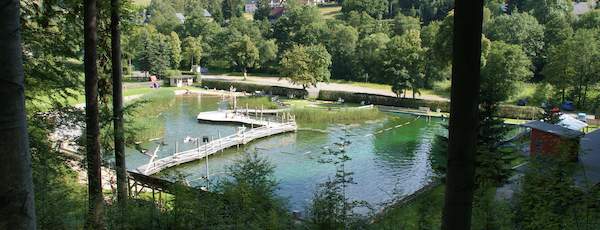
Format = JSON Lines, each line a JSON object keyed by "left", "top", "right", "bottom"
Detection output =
{"left": 202, "top": 79, "right": 309, "bottom": 98}
{"left": 318, "top": 90, "right": 450, "bottom": 111}
{"left": 317, "top": 90, "right": 542, "bottom": 120}
{"left": 124, "top": 75, "right": 149, "bottom": 82}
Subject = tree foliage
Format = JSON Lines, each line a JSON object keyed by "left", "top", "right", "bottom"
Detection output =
{"left": 222, "top": 0, "right": 243, "bottom": 19}
{"left": 575, "top": 9, "right": 600, "bottom": 30}
{"left": 543, "top": 29, "right": 600, "bottom": 108}
{"left": 137, "top": 26, "right": 171, "bottom": 76}
{"left": 273, "top": 6, "right": 327, "bottom": 52}
{"left": 356, "top": 33, "right": 390, "bottom": 83}
{"left": 147, "top": 0, "right": 181, "bottom": 34}
{"left": 227, "top": 35, "right": 260, "bottom": 79}
{"left": 326, "top": 23, "right": 359, "bottom": 81}
{"left": 280, "top": 45, "right": 332, "bottom": 89}
{"left": 383, "top": 30, "right": 425, "bottom": 98}
{"left": 485, "top": 12, "right": 545, "bottom": 68}
{"left": 345, "top": 11, "right": 390, "bottom": 38}
{"left": 168, "top": 32, "right": 182, "bottom": 69}
{"left": 392, "top": 14, "right": 421, "bottom": 36}
{"left": 341, "top": 0, "right": 389, "bottom": 19}
{"left": 182, "top": 36, "right": 202, "bottom": 69}
{"left": 481, "top": 41, "right": 533, "bottom": 103}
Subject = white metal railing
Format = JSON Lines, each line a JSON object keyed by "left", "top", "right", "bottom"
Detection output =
{"left": 138, "top": 122, "right": 297, "bottom": 175}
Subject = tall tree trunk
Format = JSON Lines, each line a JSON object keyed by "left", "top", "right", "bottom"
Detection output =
{"left": 111, "top": 0, "right": 128, "bottom": 222}
{"left": 84, "top": 0, "right": 104, "bottom": 228}
{"left": 441, "top": 0, "right": 484, "bottom": 229}
{"left": 0, "top": 1, "right": 37, "bottom": 228}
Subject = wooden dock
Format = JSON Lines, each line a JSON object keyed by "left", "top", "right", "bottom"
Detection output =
{"left": 196, "top": 109, "right": 293, "bottom": 127}
{"left": 138, "top": 111, "right": 296, "bottom": 175}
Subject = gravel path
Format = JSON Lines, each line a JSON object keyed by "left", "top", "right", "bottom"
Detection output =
{"left": 202, "top": 74, "right": 449, "bottom": 102}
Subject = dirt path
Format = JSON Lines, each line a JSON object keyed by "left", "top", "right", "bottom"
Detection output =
{"left": 202, "top": 74, "right": 449, "bottom": 102}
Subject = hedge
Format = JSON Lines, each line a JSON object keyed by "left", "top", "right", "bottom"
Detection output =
{"left": 201, "top": 79, "right": 309, "bottom": 98}
{"left": 317, "top": 90, "right": 543, "bottom": 120}
{"left": 318, "top": 90, "right": 450, "bottom": 111}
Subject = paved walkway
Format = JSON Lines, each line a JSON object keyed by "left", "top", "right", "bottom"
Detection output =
{"left": 202, "top": 74, "right": 449, "bottom": 102}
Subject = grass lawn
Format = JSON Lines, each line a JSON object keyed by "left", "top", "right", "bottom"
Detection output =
{"left": 225, "top": 71, "right": 279, "bottom": 78}
{"left": 132, "top": 0, "right": 151, "bottom": 6}
{"left": 330, "top": 80, "right": 392, "bottom": 91}
{"left": 507, "top": 82, "right": 551, "bottom": 107}
{"left": 243, "top": 12, "right": 253, "bottom": 20}
{"left": 371, "top": 184, "right": 445, "bottom": 229}
{"left": 319, "top": 6, "right": 342, "bottom": 19}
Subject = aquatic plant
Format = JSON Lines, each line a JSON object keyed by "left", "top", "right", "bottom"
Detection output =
{"left": 127, "top": 89, "right": 175, "bottom": 142}
{"left": 291, "top": 107, "right": 384, "bottom": 124}
{"left": 234, "top": 96, "right": 279, "bottom": 110}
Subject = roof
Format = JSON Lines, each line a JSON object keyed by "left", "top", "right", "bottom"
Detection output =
{"left": 573, "top": 1, "right": 597, "bottom": 15}
{"left": 202, "top": 9, "right": 212, "bottom": 17}
{"left": 175, "top": 13, "right": 185, "bottom": 23}
{"left": 270, "top": 7, "right": 285, "bottom": 18}
{"left": 578, "top": 129, "right": 600, "bottom": 185}
{"left": 522, "top": 120, "right": 584, "bottom": 139}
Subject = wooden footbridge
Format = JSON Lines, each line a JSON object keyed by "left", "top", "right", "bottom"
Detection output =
{"left": 136, "top": 110, "right": 296, "bottom": 176}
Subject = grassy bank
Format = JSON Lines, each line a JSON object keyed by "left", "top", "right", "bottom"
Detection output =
{"left": 371, "top": 185, "right": 445, "bottom": 229}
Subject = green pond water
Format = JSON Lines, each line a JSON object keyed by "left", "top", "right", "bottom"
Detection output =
{"left": 125, "top": 94, "right": 445, "bottom": 211}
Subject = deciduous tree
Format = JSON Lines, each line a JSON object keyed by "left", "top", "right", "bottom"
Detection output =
{"left": 227, "top": 35, "right": 260, "bottom": 80}
{"left": 168, "top": 32, "right": 182, "bottom": 69}
{"left": 383, "top": 31, "right": 425, "bottom": 98}
{"left": 222, "top": 0, "right": 242, "bottom": 19}
{"left": 257, "top": 39, "right": 278, "bottom": 71}
{"left": 485, "top": 12, "right": 544, "bottom": 69}
{"left": 326, "top": 23, "right": 359, "bottom": 81}
{"left": 392, "top": 14, "right": 420, "bottom": 36}
{"left": 280, "top": 45, "right": 332, "bottom": 89}
{"left": 342, "top": 0, "right": 389, "bottom": 19}
{"left": 147, "top": 0, "right": 181, "bottom": 34}
{"left": 182, "top": 36, "right": 203, "bottom": 70}
{"left": 356, "top": 33, "right": 390, "bottom": 83}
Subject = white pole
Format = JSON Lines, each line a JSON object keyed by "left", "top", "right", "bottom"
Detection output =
{"left": 206, "top": 137, "right": 210, "bottom": 183}
{"left": 218, "top": 130, "right": 222, "bottom": 152}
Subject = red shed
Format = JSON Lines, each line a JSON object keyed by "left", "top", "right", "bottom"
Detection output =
{"left": 522, "top": 121, "right": 584, "bottom": 159}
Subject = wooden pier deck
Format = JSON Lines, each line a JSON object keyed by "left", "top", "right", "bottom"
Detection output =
{"left": 196, "top": 109, "right": 292, "bottom": 126}
{"left": 138, "top": 112, "right": 296, "bottom": 175}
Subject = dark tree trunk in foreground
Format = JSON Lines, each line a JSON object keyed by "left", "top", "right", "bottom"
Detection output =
{"left": 84, "top": 0, "right": 104, "bottom": 228}
{"left": 0, "top": 1, "right": 37, "bottom": 229}
{"left": 111, "top": 0, "right": 128, "bottom": 218}
{"left": 441, "top": 1, "right": 484, "bottom": 230}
